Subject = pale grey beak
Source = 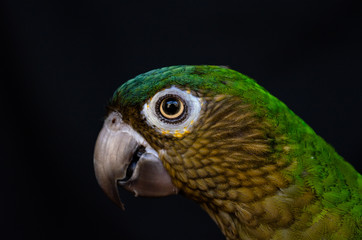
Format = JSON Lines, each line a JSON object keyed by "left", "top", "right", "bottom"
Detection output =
{"left": 94, "top": 112, "right": 178, "bottom": 209}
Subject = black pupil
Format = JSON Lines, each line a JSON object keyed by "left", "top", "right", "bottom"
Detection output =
{"left": 162, "top": 98, "right": 180, "bottom": 116}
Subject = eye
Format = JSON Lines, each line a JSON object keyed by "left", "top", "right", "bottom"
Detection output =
{"left": 156, "top": 95, "right": 187, "bottom": 123}
{"left": 141, "top": 86, "right": 203, "bottom": 137}
{"left": 161, "top": 96, "right": 183, "bottom": 118}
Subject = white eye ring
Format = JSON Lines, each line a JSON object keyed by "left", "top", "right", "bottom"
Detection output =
{"left": 141, "top": 86, "right": 203, "bottom": 138}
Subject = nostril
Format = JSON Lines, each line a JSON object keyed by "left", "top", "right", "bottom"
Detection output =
{"left": 106, "top": 112, "right": 123, "bottom": 130}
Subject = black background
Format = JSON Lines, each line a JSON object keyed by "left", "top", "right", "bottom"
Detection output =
{"left": 1, "top": 1, "right": 361, "bottom": 240}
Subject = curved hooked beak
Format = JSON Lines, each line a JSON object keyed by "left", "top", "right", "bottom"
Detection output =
{"left": 94, "top": 112, "right": 178, "bottom": 210}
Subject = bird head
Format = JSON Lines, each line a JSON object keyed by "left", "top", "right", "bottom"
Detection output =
{"left": 94, "top": 65, "right": 304, "bottom": 238}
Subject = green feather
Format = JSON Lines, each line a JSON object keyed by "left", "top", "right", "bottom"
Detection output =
{"left": 111, "top": 65, "right": 362, "bottom": 239}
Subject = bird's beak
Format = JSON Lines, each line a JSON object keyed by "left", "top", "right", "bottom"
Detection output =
{"left": 94, "top": 112, "right": 178, "bottom": 210}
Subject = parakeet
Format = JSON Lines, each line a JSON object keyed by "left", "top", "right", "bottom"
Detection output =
{"left": 94, "top": 65, "right": 362, "bottom": 240}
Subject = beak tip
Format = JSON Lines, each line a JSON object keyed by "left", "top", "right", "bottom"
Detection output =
{"left": 113, "top": 199, "right": 126, "bottom": 211}
{"left": 101, "top": 184, "right": 126, "bottom": 211}
{"left": 101, "top": 180, "right": 126, "bottom": 211}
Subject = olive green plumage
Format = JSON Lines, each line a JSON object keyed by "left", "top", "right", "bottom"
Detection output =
{"left": 110, "top": 65, "right": 362, "bottom": 239}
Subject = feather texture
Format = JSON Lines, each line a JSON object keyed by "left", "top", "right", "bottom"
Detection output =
{"left": 109, "top": 65, "right": 362, "bottom": 239}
